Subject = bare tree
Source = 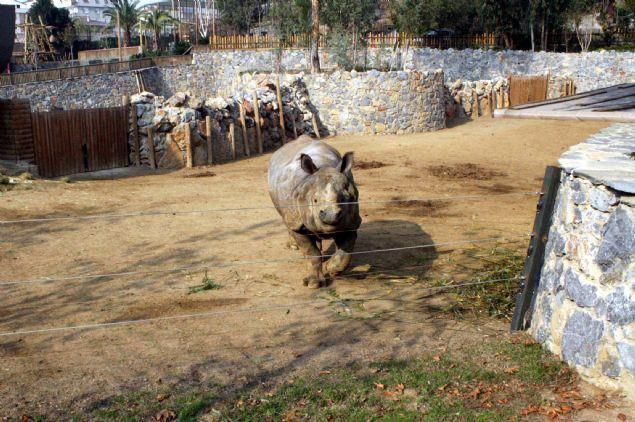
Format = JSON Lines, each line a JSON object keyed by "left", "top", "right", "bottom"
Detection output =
{"left": 310, "top": 0, "right": 320, "bottom": 73}
{"left": 195, "top": 0, "right": 212, "bottom": 39}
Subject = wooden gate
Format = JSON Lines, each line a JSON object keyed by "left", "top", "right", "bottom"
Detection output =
{"left": 508, "top": 75, "right": 550, "bottom": 107}
{"left": 32, "top": 107, "right": 129, "bottom": 177}
{"left": 0, "top": 99, "right": 35, "bottom": 163}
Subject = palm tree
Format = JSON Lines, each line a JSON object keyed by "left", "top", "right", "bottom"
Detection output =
{"left": 104, "top": 0, "right": 141, "bottom": 47}
{"left": 138, "top": 9, "right": 177, "bottom": 51}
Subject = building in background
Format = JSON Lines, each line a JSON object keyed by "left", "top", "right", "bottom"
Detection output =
{"left": 54, "top": 0, "right": 112, "bottom": 40}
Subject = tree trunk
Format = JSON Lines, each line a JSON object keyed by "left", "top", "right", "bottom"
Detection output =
{"left": 502, "top": 33, "right": 513, "bottom": 49}
{"left": 530, "top": 24, "right": 535, "bottom": 52}
{"left": 124, "top": 27, "right": 131, "bottom": 47}
{"left": 310, "top": 0, "right": 320, "bottom": 73}
{"left": 154, "top": 29, "right": 160, "bottom": 51}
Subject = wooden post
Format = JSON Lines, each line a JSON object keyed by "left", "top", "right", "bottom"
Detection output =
{"left": 147, "top": 126, "right": 157, "bottom": 169}
{"left": 121, "top": 93, "right": 132, "bottom": 165}
{"left": 276, "top": 77, "right": 286, "bottom": 143}
{"left": 131, "top": 105, "right": 141, "bottom": 166}
{"left": 510, "top": 166, "right": 562, "bottom": 331}
{"left": 185, "top": 124, "right": 193, "bottom": 168}
{"left": 252, "top": 91, "right": 263, "bottom": 154}
{"left": 488, "top": 90, "right": 494, "bottom": 117}
{"left": 229, "top": 122, "right": 236, "bottom": 160}
{"left": 116, "top": 10, "right": 122, "bottom": 61}
{"left": 205, "top": 116, "right": 213, "bottom": 165}
{"left": 239, "top": 102, "right": 250, "bottom": 157}
{"left": 291, "top": 116, "right": 298, "bottom": 139}
{"left": 312, "top": 114, "right": 321, "bottom": 139}
{"left": 472, "top": 90, "right": 479, "bottom": 118}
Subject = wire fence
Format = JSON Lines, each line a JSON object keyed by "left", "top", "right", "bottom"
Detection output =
{"left": 0, "top": 275, "right": 521, "bottom": 338}
{"left": 0, "top": 191, "right": 539, "bottom": 225}
{"left": 0, "top": 189, "right": 538, "bottom": 342}
{"left": 0, "top": 235, "right": 528, "bottom": 286}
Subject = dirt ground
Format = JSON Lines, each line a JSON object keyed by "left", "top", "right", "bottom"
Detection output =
{"left": 0, "top": 118, "right": 626, "bottom": 418}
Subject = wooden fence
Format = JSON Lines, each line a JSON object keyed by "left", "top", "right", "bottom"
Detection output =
{"left": 0, "top": 55, "right": 192, "bottom": 87}
{"left": 32, "top": 106, "right": 129, "bottom": 177}
{"left": 0, "top": 99, "right": 34, "bottom": 163}
{"left": 196, "top": 32, "right": 501, "bottom": 51}
{"left": 508, "top": 75, "right": 550, "bottom": 107}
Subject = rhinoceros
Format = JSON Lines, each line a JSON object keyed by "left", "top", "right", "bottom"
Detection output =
{"left": 268, "top": 135, "right": 362, "bottom": 288}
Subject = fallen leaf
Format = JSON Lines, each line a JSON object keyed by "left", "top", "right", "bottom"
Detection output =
{"left": 560, "top": 405, "right": 573, "bottom": 413}
{"left": 467, "top": 388, "right": 481, "bottom": 400}
{"left": 504, "top": 366, "right": 519, "bottom": 374}
{"left": 155, "top": 409, "right": 176, "bottom": 422}
{"left": 319, "top": 370, "right": 332, "bottom": 375}
{"left": 617, "top": 413, "right": 627, "bottom": 421}
{"left": 395, "top": 384, "right": 405, "bottom": 394}
{"left": 282, "top": 410, "right": 298, "bottom": 421}
{"left": 481, "top": 401, "right": 493, "bottom": 409}
{"left": 374, "top": 382, "right": 385, "bottom": 390}
{"left": 432, "top": 355, "right": 441, "bottom": 362}
{"left": 437, "top": 383, "right": 449, "bottom": 392}
{"left": 21, "top": 416, "right": 31, "bottom": 422}
{"left": 156, "top": 394, "right": 168, "bottom": 402}
{"left": 520, "top": 405, "right": 540, "bottom": 415}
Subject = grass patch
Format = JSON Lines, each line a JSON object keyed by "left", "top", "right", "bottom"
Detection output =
{"left": 188, "top": 272, "right": 223, "bottom": 294}
{"left": 79, "top": 335, "right": 586, "bottom": 421}
{"left": 433, "top": 247, "right": 525, "bottom": 320}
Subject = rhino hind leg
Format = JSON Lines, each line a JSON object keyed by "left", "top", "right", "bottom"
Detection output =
{"left": 290, "top": 231, "right": 326, "bottom": 288}
{"left": 324, "top": 231, "right": 357, "bottom": 276}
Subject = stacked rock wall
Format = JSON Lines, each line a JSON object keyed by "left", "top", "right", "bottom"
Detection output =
{"left": 0, "top": 71, "right": 142, "bottom": 111}
{"left": 236, "top": 70, "right": 446, "bottom": 135}
{"left": 530, "top": 124, "right": 635, "bottom": 400}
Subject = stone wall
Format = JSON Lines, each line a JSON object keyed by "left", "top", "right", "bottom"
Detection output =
{"left": 529, "top": 124, "right": 635, "bottom": 400}
{"left": 0, "top": 70, "right": 146, "bottom": 111}
{"left": 236, "top": 70, "right": 446, "bottom": 135}
{"left": 405, "top": 49, "right": 635, "bottom": 92}
{"left": 3, "top": 48, "right": 632, "bottom": 112}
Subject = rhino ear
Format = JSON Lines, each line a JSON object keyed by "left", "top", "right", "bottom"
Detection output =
{"left": 300, "top": 153, "right": 318, "bottom": 175}
{"left": 340, "top": 152, "right": 354, "bottom": 175}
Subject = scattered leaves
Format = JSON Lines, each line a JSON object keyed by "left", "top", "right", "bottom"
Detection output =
{"left": 155, "top": 409, "right": 176, "bottom": 422}
{"left": 156, "top": 394, "right": 169, "bottom": 402}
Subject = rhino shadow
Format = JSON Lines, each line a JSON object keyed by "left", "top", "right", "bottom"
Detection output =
{"left": 323, "top": 219, "right": 437, "bottom": 280}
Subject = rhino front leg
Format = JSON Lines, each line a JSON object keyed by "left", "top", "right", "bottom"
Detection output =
{"left": 290, "top": 231, "right": 325, "bottom": 289}
{"left": 324, "top": 231, "right": 357, "bottom": 276}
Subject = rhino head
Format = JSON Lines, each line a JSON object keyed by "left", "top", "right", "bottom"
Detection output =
{"left": 295, "top": 152, "right": 360, "bottom": 235}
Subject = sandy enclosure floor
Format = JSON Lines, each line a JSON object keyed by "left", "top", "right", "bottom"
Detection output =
{"left": 0, "top": 119, "right": 607, "bottom": 416}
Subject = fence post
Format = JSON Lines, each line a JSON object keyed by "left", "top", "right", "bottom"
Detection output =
{"left": 276, "top": 76, "right": 287, "bottom": 144}
{"left": 510, "top": 166, "right": 562, "bottom": 331}
{"left": 252, "top": 91, "right": 263, "bottom": 154}
{"left": 185, "top": 124, "right": 193, "bottom": 168}
{"left": 146, "top": 126, "right": 157, "bottom": 169}
{"left": 121, "top": 93, "right": 132, "bottom": 165}
{"left": 131, "top": 104, "right": 141, "bottom": 166}
{"left": 312, "top": 114, "right": 321, "bottom": 139}
{"left": 239, "top": 102, "right": 250, "bottom": 157}
{"left": 205, "top": 116, "right": 213, "bottom": 165}
{"left": 229, "top": 122, "right": 236, "bottom": 160}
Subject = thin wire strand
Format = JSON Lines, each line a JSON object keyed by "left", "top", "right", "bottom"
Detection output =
{"left": 0, "top": 191, "right": 540, "bottom": 225}
{"left": 0, "top": 235, "right": 528, "bottom": 286}
{"left": 0, "top": 276, "right": 517, "bottom": 338}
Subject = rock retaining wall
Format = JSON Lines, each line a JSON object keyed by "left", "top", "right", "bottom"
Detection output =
{"left": 0, "top": 71, "right": 143, "bottom": 111}
{"left": 529, "top": 124, "right": 635, "bottom": 400}
{"left": 236, "top": 70, "right": 446, "bottom": 135}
